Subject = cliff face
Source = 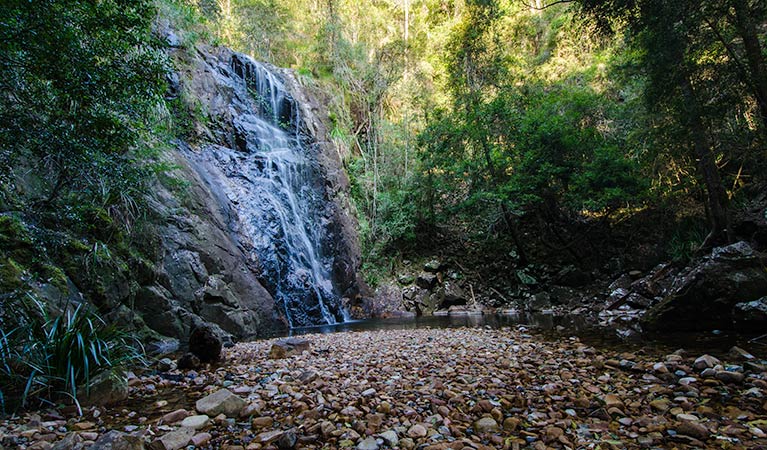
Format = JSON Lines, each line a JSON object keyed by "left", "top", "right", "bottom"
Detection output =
{"left": 130, "top": 42, "right": 365, "bottom": 341}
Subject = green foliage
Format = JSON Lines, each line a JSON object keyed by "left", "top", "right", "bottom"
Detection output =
{"left": 0, "top": 295, "right": 144, "bottom": 413}
{"left": 0, "top": 0, "right": 168, "bottom": 218}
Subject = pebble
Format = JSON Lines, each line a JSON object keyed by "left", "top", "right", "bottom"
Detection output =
{"left": 677, "top": 420, "right": 710, "bottom": 440}
{"left": 357, "top": 436, "right": 379, "bottom": 450}
{"left": 693, "top": 354, "right": 721, "bottom": 371}
{"left": 379, "top": 430, "right": 398, "bottom": 446}
{"left": 473, "top": 417, "right": 499, "bottom": 433}
{"left": 191, "top": 432, "right": 212, "bottom": 446}
{"left": 716, "top": 370, "right": 745, "bottom": 384}
{"left": 161, "top": 409, "right": 189, "bottom": 424}
{"left": 407, "top": 424, "right": 427, "bottom": 438}
{"left": 179, "top": 414, "right": 210, "bottom": 430}
{"left": 4, "top": 328, "right": 766, "bottom": 450}
{"left": 251, "top": 416, "right": 274, "bottom": 428}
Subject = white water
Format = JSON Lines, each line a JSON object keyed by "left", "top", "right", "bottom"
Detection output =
{"left": 223, "top": 56, "right": 345, "bottom": 327}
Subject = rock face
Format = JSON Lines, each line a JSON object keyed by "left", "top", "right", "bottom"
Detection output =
{"left": 642, "top": 242, "right": 767, "bottom": 331}
{"left": 129, "top": 40, "right": 365, "bottom": 339}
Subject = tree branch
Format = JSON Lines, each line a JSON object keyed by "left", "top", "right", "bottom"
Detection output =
{"left": 523, "top": 0, "right": 574, "bottom": 11}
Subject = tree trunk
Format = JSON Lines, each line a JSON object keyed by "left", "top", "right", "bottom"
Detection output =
{"left": 480, "top": 137, "right": 529, "bottom": 265}
{"left": 679, "top": 75, "right": 731, "bottom": 248}
{"left": 732, "top": 0, "right": 767, "bottom": 134}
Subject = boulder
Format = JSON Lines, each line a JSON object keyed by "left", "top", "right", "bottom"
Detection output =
{"left": 189, "top": 324, "right": 222, "bottom": 363}
{"left": 732, "top": 297, "right": 767, "bottom": 332}
{"left": 442, "top": 281, "right": 467, "bottom": 307}
{"left": 195, "top": 389, "right": 247, "bottom": 417}
{"left": 268, "top": 338, "right": 311, "bottom": 359}
{"left": 77, "top": 371, "right": 128, "bottom": 407}
{"left": 642, "top": 242, "right": 767, "bottom": 331}
{"left": 416, "top": 273, "right": 438, "bottom": 290}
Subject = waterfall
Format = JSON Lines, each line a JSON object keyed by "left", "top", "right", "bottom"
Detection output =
{"left": 212, "top": 54, "right": 347, "bottom": 327}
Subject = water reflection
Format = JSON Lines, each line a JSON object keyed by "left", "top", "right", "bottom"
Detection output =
{"left": 281, "top": 312, "right": 763, "bottom": 358}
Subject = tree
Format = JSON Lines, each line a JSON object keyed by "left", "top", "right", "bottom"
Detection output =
{"left": 0, "top": 0, "right": 167, "bottom": 219}
{"left": 576, "top": 0, "right": 767, "bottom": 247}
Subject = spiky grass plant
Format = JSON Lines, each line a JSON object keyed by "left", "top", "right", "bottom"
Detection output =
{"left": 0, "top": 294, "right": 145, "bottom": 413}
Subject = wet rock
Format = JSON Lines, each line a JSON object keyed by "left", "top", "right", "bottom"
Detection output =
{"left": 728, "top": 346, "right": 755, "bottom": 361}
{"left": 195, "top": 389, "right": 247, "bottom": 417}
{"left": 269, "top": 338, "right": 311, "bottom": 359}
{"left": 189, "top": 324, "right": 222, "bottom": 363}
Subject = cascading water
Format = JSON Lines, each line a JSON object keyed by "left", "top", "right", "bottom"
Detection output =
{"left": 200, "top": 54, "right": 349, "bottom": 327}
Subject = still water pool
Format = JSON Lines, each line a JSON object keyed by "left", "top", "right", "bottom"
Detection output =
{"left": 285, "top": 312, "right": 765, "bottom": 359}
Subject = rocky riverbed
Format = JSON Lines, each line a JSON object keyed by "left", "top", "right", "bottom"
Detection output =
{"left": 2, "top": 327, "right": 767, "bottom": 450}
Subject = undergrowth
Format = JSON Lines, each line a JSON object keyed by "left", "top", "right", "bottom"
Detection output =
{"left": 0, "top": 294, "right": 145, "bottom": 415}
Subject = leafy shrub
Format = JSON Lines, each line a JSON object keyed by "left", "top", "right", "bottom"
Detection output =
{"left": 0, "top": 295, "right": 144, "bottom": 413}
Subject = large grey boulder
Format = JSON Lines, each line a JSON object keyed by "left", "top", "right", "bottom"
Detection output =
{"left": 642, "top": 242, "right": 767, "bottom": 331}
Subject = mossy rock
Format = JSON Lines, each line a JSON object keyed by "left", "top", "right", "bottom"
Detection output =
{"left": 0, "top": 257, "right": 26, "bottom": 291}
{"left": 0, "top": 214, "right": 36, "bottom": 264}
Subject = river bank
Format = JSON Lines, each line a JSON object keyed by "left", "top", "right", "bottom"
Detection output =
{"left": 2, "top": 326, "right": 766, "bottom": 449}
